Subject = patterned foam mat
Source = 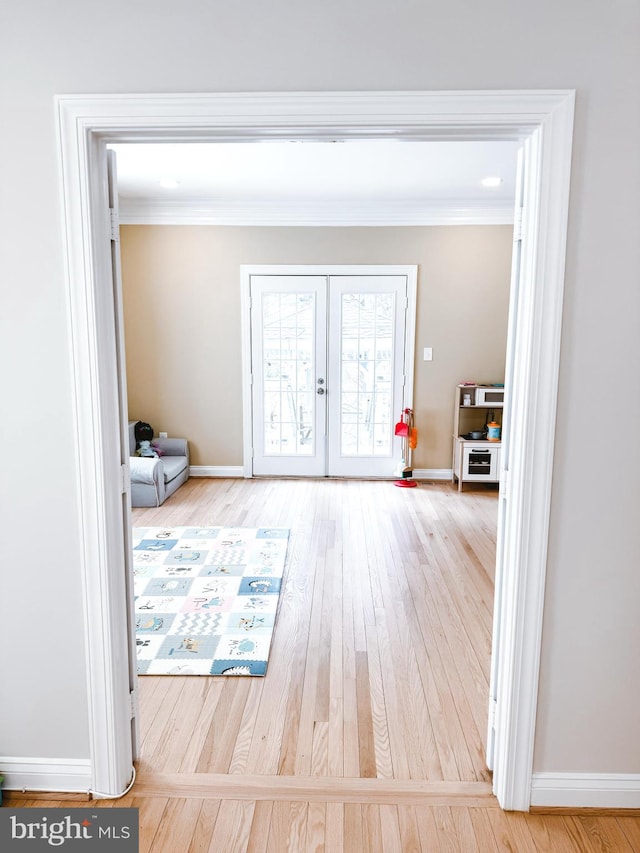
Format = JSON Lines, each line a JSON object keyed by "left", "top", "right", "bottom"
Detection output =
{"left": 132, "top": 526, "right": 289, "bottom": 675}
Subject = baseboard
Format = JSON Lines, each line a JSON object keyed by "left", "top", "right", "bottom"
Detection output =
{"left": 0, "top": 757, "right": 92, "bottom": 793}
{"left": 412, "top": 468, "right": 453, "bottom": 481}
{"left": 189, "top": 466, "right": 244, "bottom": 478}
{"left": 530, "top": 772, "right": 640, "bottom": 809}
{"left": 189, "top": 466, "right": 452, "bottom": 481}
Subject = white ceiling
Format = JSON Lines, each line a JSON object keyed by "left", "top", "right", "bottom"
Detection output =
{"left": 110, "top": 140, "right": 519, "bottom": 226}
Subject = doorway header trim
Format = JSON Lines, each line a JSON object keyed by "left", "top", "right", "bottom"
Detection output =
{"left": 56, "top": 89, "right": 574, "bottom": 141}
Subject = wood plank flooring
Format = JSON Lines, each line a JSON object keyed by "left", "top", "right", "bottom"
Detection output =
{"left": 9, "top": 478, "right": 640, "bottom": 849}
{"left": 130, "top": 477, "right": 497, "bottom": 783}
{"left": 7, "top": 793, "right": 640, "bottom": 852}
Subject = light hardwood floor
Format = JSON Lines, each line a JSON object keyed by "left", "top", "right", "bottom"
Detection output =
{"left": 7, "top": 792, "right": 640, "bottom": 852}
{"left": 131, "top": 477, "right": 497, "bottom": 783}
{"left": 10, "top": 478, "right": 640, "bottom": 850}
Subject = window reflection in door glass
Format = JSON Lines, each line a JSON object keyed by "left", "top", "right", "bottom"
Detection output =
{"left": 339, "top": 292, "right": 395, "bottom": 456}
{"left": 262, "top": 292, "right": 315, "bottom": 455}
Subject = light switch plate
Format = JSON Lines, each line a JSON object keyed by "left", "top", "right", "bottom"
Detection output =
{"left": 423, "top": 347, "right": 433, "bottom": 361}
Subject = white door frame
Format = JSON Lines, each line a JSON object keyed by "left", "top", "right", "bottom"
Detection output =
{"left": 240, "top": 264, "right": 417, "bottom": 478}
{"left": 56, "top": 90, "right": 574, "bottom": 807}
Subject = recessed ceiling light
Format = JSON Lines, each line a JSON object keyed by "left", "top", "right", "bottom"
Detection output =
{"left": 481, "top": 176, "right": 503, "bottom": 188}
{"left": 159, "top": 178, "right": 180, "bottom": 189}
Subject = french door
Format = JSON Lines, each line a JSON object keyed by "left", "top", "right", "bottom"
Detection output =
{"left": 245, "top": 266, "right": 416, "bottom": 477}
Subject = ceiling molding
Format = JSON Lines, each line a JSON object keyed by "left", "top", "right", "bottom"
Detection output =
{"left": 118, "top": 198, "right": 515, "bottom": 227}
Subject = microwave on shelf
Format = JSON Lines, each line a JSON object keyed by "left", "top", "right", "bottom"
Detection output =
{"left": 475, "top": 386, "right": 505, "bottom": 406}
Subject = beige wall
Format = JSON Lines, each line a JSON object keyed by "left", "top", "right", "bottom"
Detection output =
{"left": 121, "top": 224, "right": 513, "bottom": 471}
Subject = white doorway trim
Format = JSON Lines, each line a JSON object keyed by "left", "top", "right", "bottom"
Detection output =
{"left": 56, "top": 90, "right": 574, "bottom": 808}
{"left": 240, "top": 264, "right": 417, "bottom": 478}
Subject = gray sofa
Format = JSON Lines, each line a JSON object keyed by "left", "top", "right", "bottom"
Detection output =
{"left": 128, "top": 421, "right": 190, "bottom": 507}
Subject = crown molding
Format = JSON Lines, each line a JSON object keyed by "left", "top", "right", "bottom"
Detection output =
{"left": 118, "top": 198, "right": 514, "bottom": 227}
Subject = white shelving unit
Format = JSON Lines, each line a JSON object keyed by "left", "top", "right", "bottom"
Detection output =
{"left": 452, "top": 384, "right": 503, "bottom": 492}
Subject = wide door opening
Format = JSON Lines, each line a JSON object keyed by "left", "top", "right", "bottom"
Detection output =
{"left": 57, "top": 90, "right": 574, "bottom": 806}
{"left": 246, "top": 266, "right": 416, "bottom": 478}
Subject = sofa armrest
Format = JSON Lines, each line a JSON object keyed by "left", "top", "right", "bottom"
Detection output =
{"left": 153, "top": 437, "right": 189, "bottom": 461}
{"left": 129, "top": 455, "right": 164, "bottom": 486}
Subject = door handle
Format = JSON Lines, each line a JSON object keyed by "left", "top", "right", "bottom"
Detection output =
{"left": 317, "top": 387, "right": 325, "bottom": 395}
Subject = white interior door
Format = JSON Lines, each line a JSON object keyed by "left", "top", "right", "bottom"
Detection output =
{"left": 486, "top": 146, "right": 525, "bottom": 771}
{"left": 107, "top": 149, "right": 140, "bottom": 760}
{"left": 249, "top": 268, "right": 413, "bottom": 477}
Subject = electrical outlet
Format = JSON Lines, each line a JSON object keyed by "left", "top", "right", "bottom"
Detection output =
{"left": 159, "top": 431, "right": 168, "bottom": 438}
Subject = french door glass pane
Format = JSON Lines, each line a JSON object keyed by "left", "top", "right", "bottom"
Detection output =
{"left": 340, "top": 292, "right": 395, "bottom": 456}
{"left": 262, "top": 293, "right": 314, "bottom": 455}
